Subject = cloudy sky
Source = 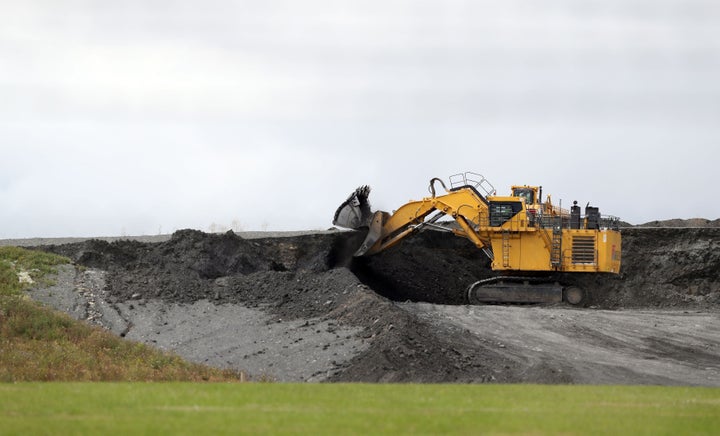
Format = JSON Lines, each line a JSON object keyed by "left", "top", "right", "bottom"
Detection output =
{"left": 2, "top": 0, "right": 719, "bottom": 238}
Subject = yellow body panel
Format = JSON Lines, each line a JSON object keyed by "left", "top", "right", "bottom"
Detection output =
{"left": 592, "top": 229, "right": 622, "bottom": 273}
{"left": 487, "top": 228, "right": 621, "bottom": 273}
{"left": 489, "top": 229, "right": 551, "bottom": 271}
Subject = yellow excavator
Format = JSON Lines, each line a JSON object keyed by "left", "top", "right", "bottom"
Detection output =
{"left": 333, "top": 172, "right": 621, "bottom": 305}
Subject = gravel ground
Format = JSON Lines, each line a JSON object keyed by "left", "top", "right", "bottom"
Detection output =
{"left": 402, "top": 303, "right": 720, "bottom": 386}
{"left": 116, "top": 300, "right": 366, "bottom": 382}
{"left": 28, "top": 264, "right": 366, "bottom": 382}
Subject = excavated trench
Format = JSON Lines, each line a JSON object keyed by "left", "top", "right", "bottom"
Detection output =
{"left": 346, "top": 231, "right": 492, "bottom": 305}
{"left": 28, "top": 225, "right": 720, "bottom": 383}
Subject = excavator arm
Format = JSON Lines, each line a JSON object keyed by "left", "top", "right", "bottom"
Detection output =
{"left": 334, "top": 179, "right": 494, "bottom": 257}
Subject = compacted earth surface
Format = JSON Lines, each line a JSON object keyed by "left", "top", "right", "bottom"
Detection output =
{"left": 5, "top": 225, "right": 720, "bottom": 384}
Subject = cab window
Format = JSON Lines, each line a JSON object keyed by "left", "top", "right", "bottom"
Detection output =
{"left": 512, "top": 188, "right": 534, "bottom": 205}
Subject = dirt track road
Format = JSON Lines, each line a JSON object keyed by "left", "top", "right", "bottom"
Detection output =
{"left": 403, "top": 303, "right": 720, "bottom": 386}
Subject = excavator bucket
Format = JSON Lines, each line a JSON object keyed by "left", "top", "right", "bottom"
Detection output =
{"left": 333, "top": 186, "right": 392, "bottom": 257}
{"left": 353, "top": 210, "right": 390, "bottom": 256}
{"left": 333, "top": 185, "right": 374, "bottom": 230}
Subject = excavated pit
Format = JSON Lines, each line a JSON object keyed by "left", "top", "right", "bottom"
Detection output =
{"left": 347, "top": 231, "right": 493, "bottom": 305}
{"left": 28, "top": 225, "right": 720, "bottom": 383}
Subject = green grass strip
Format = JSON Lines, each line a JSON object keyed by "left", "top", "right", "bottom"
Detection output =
{"left": 0, "top": 383, "right": 718, "bottom": 435}
{"left": 0, "top": 246, "right": 69, "bottom": 296}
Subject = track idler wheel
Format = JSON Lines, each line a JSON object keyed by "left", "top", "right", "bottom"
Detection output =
{"left": 562, "top": 286, "right": 586, "bottom": 306}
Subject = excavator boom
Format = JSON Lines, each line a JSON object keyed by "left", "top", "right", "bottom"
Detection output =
{"left": 353, "top": 179, "right": 494, "bottom": 256}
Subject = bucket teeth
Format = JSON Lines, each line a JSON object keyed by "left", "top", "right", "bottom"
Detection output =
{"left": 333, "top": 185, "right": 373, "bottom": 229}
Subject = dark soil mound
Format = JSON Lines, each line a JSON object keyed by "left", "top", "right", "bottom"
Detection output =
{"left": 44, "top": 229, "right": 492, "bottom": 310}
{"left": 637, "top": 218, "right": 720, "bottom": 228}
{"left": 349, "top": 231, "right": 492, "bottom": 305}
{"left": 46, "top": 230, "right": 364, "bottom": 315}
{"left": 610, "top": 228, "right": 720, "bottom": 307}
{"left": 45, "top": 226, "right": 720, "bottom": 311}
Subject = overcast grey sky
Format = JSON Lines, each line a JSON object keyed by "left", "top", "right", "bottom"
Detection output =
{"left": 2, "top": 0, "right": 719, "bottom": 238}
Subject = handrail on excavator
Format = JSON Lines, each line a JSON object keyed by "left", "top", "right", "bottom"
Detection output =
{"left": 449, "top": 172, "right": 496, "bottom": 196}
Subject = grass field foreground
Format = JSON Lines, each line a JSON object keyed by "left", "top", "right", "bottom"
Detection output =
{"left": 1, "top": 383, "right": 719, "bottom": 435}
{"left": 0, "top": 246, "right": 244, "bottom": 382}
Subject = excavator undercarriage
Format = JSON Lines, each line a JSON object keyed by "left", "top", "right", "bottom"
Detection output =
{"left": 333, "top": 172, "right": 622, "bottom": 306}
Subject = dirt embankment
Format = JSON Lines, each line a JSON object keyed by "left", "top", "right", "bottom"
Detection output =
{"left": 30, "top": 226, "right": 720, "bottom": 384}
{"left": 607, "top": 228, "right": 720, "bottom": 307}
{"left": 636, "top": 218, "right": 720, "bottom": 228}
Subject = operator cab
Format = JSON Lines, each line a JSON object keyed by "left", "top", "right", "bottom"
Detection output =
{"left": 511, "top": 185, "right": 542, "bottom": 226}
{"left": 511, "top": 186, "right": 538, "bottom": 206}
